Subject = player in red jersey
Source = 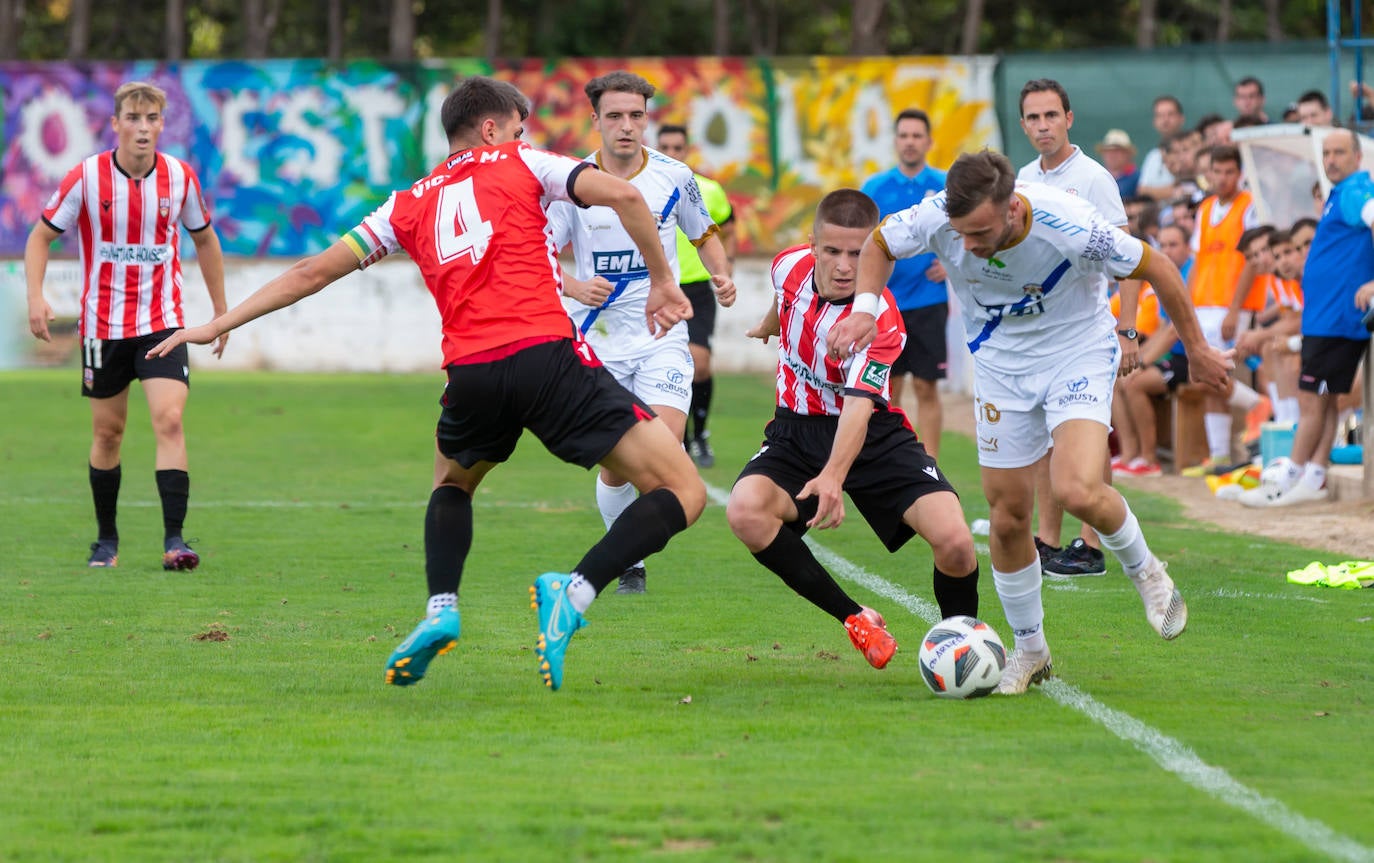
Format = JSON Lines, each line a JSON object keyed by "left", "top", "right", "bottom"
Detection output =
{"left": 726, "top": 189, "right": 979, "bottom": 670}
{"left": 26, "top": 80, "right": 228, "bottom": 571}
{"left": 148, "top": 76, "right": 704, "bottom": 692}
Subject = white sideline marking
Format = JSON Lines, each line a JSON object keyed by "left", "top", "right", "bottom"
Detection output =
{"left": 704, "top": 482, "right": 1373, "bottom": 863}
{"left": 1207, "top": 587, "right": 1329, "bottom": 603}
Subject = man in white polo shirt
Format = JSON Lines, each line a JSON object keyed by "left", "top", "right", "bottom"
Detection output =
{"left": 825, "top": 151, "right": 1233, "bottom": 694}
{"left": 1016, "top": 78, "right": 1137, "bottom": 579}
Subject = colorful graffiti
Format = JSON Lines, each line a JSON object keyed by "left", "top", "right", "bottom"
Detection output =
{"left": 0, "top": 57, "right": 998, "bottom": 258}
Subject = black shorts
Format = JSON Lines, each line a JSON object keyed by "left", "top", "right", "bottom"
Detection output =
{"left": 892, "top": 304, "right": 948, "bottom": 381}
{"left": 436, "top": 338, "right": 656, "bottom": 469}
{"left": 81, "top": 330, "right": 189, "bottom": 399}
{"left": 1156, "top": 351, "right": 1190, "bottom": 391}
{"left": 683, "top": 280, "right": 717, "bottom": 350}
{"left": 734, "top": 406, "right": 957, "bottom": 552}
{"left": 1299, "top": 335, "right": 1369, "bottom": 395}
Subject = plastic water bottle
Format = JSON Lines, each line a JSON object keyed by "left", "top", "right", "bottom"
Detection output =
{"left": 970, "top": 518, "right": 990, "bottom": 536}
{"left": 1244, "top": 355, "right": 1262, "bottom": 371}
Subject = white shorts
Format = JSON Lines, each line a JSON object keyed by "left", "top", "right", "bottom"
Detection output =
{"left": 973, "top": 333, "right": 1119, "bottom": 469}
{"left": 600, "top": 340, "right": 694, "bottom": 415}
{"left": 1195, "top": 306, "right": 1254, "bottom": 349}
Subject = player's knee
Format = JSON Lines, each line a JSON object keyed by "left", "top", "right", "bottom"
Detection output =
{"left": 1054, "top": 478, "right": 1104, "bottom": 519}
{"left": 928, "top": 524, "right": 977, "bottom": 575}
{"left": 673, "top": 475, "right": 707, "bottom": 525}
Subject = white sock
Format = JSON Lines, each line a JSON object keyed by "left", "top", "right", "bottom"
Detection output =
{"left": 566, "top": 573, "right": 597, "bottom": 614}
{"left": 1282, "top": 458, "right": 1303, "bottom": 489}
{"left": 1096, "top": 504, "right": 1151, "bottom": 575}
{"left": 1229, "top": 381, "right": 1261, "bottom": 411}
{"left": 1266, "top": 381, "right": 1280, "bottom": 406}
{"left": 992, "top": 558, "right": 1046, "bottom": 653}
{"left": 426, "top": 592, "right": 457, "bottom": 615}
{"left": 1276, "top": 398, "right": 1300, "bottom": 425}
{"left": 1204, "top": 413, "right": 1232, "bottom": 460}
{"left": 595, "top": 477, "right": 644, "bottom": 569}
{"left": 1301, "top": 462, "right": 1327, "bottom": 490}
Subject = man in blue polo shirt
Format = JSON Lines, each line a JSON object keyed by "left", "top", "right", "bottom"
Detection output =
{"left": 1243, "top": 126, "right": 1374, "bottom": 507}
{"left": 861, "top": 108, "right": 949, "bottom": 457}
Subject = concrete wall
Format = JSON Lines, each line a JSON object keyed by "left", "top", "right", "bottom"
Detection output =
{"left": 4, "top": 257, "right": 974, "bottom": 392}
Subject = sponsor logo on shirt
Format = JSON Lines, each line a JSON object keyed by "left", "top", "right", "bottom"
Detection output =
{"left": 782, "top": 354, "right": 842, "bottom": 392}
{"left": 96, "top": 243, "right": 172, "bottom": 264}
{"left": 859, "top": 359, "right": 890, "bottom": 390}
{"left": 593, "top": 249, "right": 647, "bottom": 275}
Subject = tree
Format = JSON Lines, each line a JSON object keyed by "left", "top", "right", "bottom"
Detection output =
{"left": 165, "top": 0, "right": 185, "bottom": 60}
{"left": 67, "top": 0, "right": 91, "bottom": 59}
{"left": 243, "top": 0, "right": 281, "bottom": 57}
{"left": 850, "top": 0, "right": 885, "bottom": 54}
{"left": 390, "top": 0, "right": 415, "bottom": 61}
{"left": 960, "top": 0, "right": 984, "bottom": 54}
{"left": 1137, "top": 0, "right": 1158, "bottom": 48}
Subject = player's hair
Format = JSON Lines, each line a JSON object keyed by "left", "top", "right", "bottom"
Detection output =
{"left": 657, "top": 124, "right": 688, "bottom": 141}
{"left": 1298, "top": 89, "right": 1330, "bottom": 109}
{"left": 944, "top": 150, "right": 1015, "bottom": 218}
{"left": 585, "top": 71, "right": 655, "bottom": 113}
{"left": 1268, "top": 227, "right": 1292, "bottom": 248}
{"left": 113, "top": 81, "right": 167, "bottom": 116}
{"left": 814, "top": 189, "right": 879, "bottom": 231}
{"left": 1018, "top": 78, "right": 1070, "bottom": 117}
{"left": 1290, "top": 216, "right": 1318, "bottom": 234}
{"left": 1210, "top": 143, "right": 1241, "bottom": 168}
{"left": 1153, "top": 94, "right": 1183, "bottom": 115}
{"left": 894, "top": 108, "right": 931, "bottom": 133}
{"left": 441, "top": 77, "right": 530, "bottom": 141}
{"left": 1237, "top": 225, "right": 1274, "bottom": 253}
{"left": 1236, "top": 75, "right": 1265, "bottom": 96}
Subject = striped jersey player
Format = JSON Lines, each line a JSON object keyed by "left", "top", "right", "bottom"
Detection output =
{"left": 25, "top": 80, "right": 227, "bottom": 573}
{"left": 727, "top": 189, "right": 980, "bottom": 670}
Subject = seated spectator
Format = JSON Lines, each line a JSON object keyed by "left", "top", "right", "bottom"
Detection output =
{"left": 1124, "top": 195, "right": 1160, "bottom": 246}
{"left": 1236, "top": 225, "right": 1306, "bottom": 427}
{"left": 1096, "top": 129, "right": 1140, "bottom": 198}
{"left": 1116, "top": 223, "right": 1194, "bottom": 476}
{"left": 1233, "top": 113, "right": 1267, "bottom": 130}
{"left": 1281, "top": 102, "right": 1301, "bottom": 123}
{"left": 1197, "top": 113, "right": 1233, "bottom": 147}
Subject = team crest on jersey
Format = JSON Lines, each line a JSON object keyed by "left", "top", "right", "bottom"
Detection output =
{"left": 859, "top": 360, "right": 890, "bottom": 390}
{"left": 159, "top": 197, "right": 170, "bottom": 219}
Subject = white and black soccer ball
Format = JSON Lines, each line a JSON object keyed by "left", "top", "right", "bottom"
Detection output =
{"left": 918, "top": 616, "right": 1007, "bottom": 699}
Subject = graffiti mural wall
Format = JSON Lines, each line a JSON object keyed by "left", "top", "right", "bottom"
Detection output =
{"left": 1, "top": 57, "right": 998, "bottom": 259}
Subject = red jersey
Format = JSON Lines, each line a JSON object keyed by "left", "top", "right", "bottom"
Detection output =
{"left": 42, "top": 150, "right": 212, "bottom": 339}
{"left": 343, "top": 140, "right": 591, "bottom": 366}
{"left": 770, "top": 244, "right": 906, "bottom": 416}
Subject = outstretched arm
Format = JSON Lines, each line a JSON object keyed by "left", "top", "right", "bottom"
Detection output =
{"left": 146, "top": 241, "right": 360, "bottom": 358}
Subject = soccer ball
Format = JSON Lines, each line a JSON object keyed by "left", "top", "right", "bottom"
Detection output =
{"left": 918, "top": 616, "right": 1007, "bottom": 699}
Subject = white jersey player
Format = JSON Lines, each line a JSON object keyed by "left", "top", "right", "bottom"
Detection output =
{"left": 550, "top": 71, "right": 736, "bottom": 595}
{"left": 827, "top": 151, "right": 1232, "bottom": 695}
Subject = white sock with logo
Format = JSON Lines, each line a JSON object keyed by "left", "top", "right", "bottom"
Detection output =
{"left": 1096, "top": 505, "right": 1150, "bottom": 575}
{"left": 992, "top": 558, "right": 1046, "bottom": 653}
{"left": 566, "top": 573, "right": 596, "bottom": 614}
{"left": 1301, "top": 462, "right": 1327, "bottom": 491}
{"left": 426, "top": 592, "right": 457, "bottom": 615}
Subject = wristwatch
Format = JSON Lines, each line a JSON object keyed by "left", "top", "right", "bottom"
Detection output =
{"left": 1117, "top": 328, "right": 1139, "bottom": 340}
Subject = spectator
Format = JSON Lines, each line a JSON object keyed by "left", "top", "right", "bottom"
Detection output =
{"left": 1233, "top": 76, "right": 1269, "bottom": 123}
{"left": 1140, "top": 95, "right": 1186, "bottom": 202}
{"left": 1243, "top": 127, "right": 1374, "bottom": 506}
{"left": 1117, "top": 222, "right": 1196, "bottom": 476}
{"left": 1125, "top": 195, "right": 1161, "bottom": 246}
{"left": 1235, "top": 225, "right": 1306, "bottom": 428}
{"left": 1183, "top": 143, "right": 1260, "bottom": 474}
{"left": 1096, "top": 129, "right": 1141, "bottom": 198}
{"left": 861, "top": 108, "right": 950, "bottom": 458}
{"left": 1197, "top": 113, "right": 1233, "bottom": 147}
{"left": 1282, "top": 102, "right": 1301, "bottom": 123}
{"left": 1297, "top": 90, "right": 1334, "bottom": 127}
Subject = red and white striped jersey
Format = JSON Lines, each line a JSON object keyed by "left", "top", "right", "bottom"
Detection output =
{"left": 343, "top": 140, "right": 590, "bottom": 367}
{"left": 770, "top": 244, "right": 906, "bottom": 416}
{"left": 42, "top": 151, "right": 212, "bottom": 339}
